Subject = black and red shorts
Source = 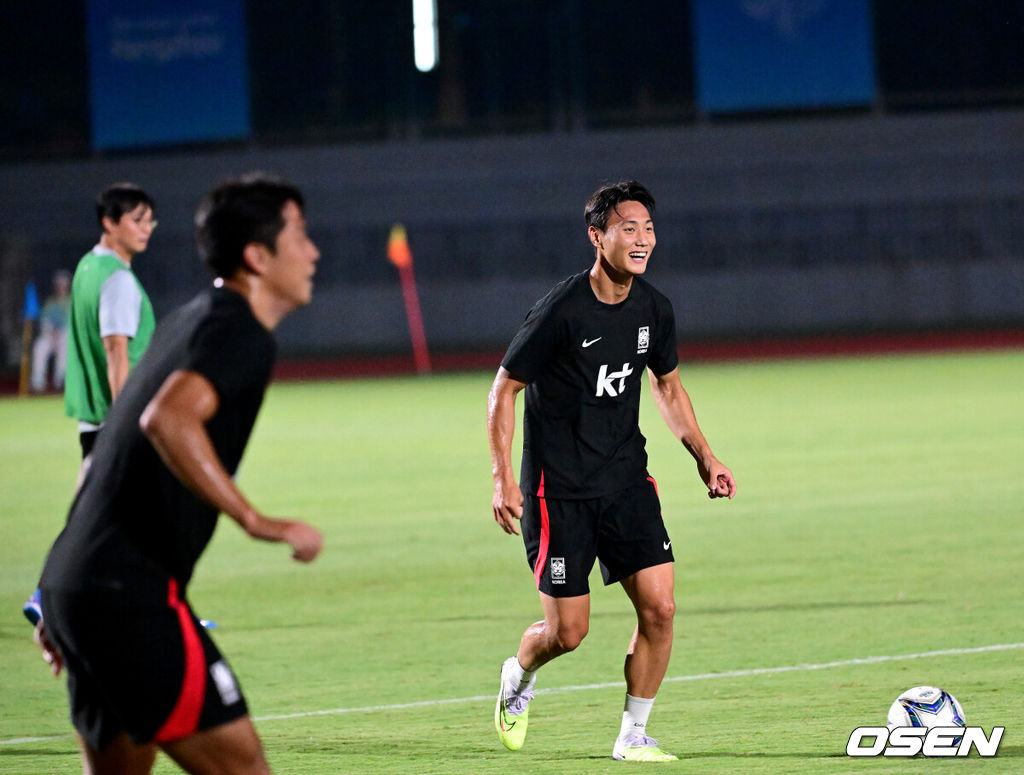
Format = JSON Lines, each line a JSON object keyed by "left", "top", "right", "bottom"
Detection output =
{"left": 521, "top": 475, "right": 674, "bottom": 597}
{"left": 40, "top": 579, "right": 247, "bottom": 751}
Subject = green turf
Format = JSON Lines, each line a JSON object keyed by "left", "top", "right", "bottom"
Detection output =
{"left": 1, "top": 350, "right": 1022, "bottom": 773}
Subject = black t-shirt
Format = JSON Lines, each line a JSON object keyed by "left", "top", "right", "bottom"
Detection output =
{"left": 501, "top": 271, "right": 679, "bottom": 500}
{"left": 40, "top": 286, "right": 275, "bottom": 598}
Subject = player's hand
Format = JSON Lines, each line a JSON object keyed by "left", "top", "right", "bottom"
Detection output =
{"left": 34, "top": 621, "right": 64, "bottom": 677}
{"left": 701, "top": 459, "right": 736, "bottom": 499}
{"left": 492, "top": 478, "right": 524, "bottom": 535}
{"left": 283, "top": 521, "right": 324, "bottom": 562}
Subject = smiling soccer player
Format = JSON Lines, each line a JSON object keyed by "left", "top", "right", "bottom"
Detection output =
{"left": 488, "top": 180, "right": 736, "bottom": 762}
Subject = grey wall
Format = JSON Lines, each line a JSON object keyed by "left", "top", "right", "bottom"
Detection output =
{"left": 2, "top": 108, "right": 1023, "bottom": 363}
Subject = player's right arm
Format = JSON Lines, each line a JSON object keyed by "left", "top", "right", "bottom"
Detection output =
{"left": 140, "top": 369, "right": 323, "bottom": 562}
{"left": 487, "top": 366, "right": 527, "bottom": 535}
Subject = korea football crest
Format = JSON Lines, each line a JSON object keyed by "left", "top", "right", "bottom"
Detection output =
{"left": 550, "top": 557, "right": 566, "bottom": 584}
{"left": 637, "top": 326, "right": 649, "bottom": 354}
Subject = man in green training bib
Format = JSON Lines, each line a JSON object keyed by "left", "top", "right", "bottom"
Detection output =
{"left": 64, "top": 182, "right": 158, "bottom": 458}
{"left": 23, "top": 183, "right": 157, "bottom": 628}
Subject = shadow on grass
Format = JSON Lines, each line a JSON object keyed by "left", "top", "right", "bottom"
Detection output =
{"left": 0, "top": 747, "right": 78, "bottom": 758}
{"left": 0, "top": 625, "right": 40, "bottom": 642}
{"left": 434, "top": 598, "right": 930, "bottom": 623}
{"left": 679, "top": 598, "right": 931, "bottom": 617}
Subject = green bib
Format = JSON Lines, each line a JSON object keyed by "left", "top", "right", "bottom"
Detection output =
{"left": 64, "top": 250, "right": 155, "bottom": 424}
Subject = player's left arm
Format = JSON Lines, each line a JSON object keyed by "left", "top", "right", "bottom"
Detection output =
{"left": 648, "top": 367, "right": 736, "bottom": 499}
{"left": 98, "top": 270, "right": 142, "bottom": 401}
{"left": 140, "top": 369, "right": 323, "bottom": 561}
{"left": 102, "top": 333, "right": 131, "bottom": 400}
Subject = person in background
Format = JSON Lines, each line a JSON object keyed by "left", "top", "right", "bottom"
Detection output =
{"left": 30, "top": 269, "right": 72, "bottom": 393}
{"left": 64, "top": 182, "right": 158, "bottom": 455}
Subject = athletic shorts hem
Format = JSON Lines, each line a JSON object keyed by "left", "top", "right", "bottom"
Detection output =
{"left": 522, "top": 477, "right": 672, "bottom": 597}
{"left": 40, "top": 585, "right": 248, "bottom": 751}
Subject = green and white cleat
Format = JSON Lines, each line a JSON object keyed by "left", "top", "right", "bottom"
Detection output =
{"left": 494, "top": 657, "right": 533, "bottom": 751}
{"left": 612, "top": 733, "right": 678, "bottom": 762}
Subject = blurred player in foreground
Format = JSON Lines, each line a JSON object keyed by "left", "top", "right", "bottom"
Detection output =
{"left": 488, "top": 180, "right": 736, "bottom": 761}
{"left": 33, "top": 173, "right": 323, "bottom": 775}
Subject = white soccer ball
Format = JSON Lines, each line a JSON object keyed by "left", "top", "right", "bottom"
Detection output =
{"left": 887, "top": 686, "right": 965, "bottom": 729}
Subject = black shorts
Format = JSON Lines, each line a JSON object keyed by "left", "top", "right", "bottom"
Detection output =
{"left": 521, "top": 476, "right": 673, "bottom": 597}
{"left": 39, "top": 580, "right": 248, "bottom": 751}
{"left": 79, "top": 430, "right": 99, "bottom": 459}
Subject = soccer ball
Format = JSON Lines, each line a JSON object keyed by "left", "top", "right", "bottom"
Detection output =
{"left": 887, "top": 686, "right": 965, "bottom": 729}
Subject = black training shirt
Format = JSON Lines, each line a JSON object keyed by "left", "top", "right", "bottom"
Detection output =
{"left": 501, "top": 271, "right": 678, "bottom": 500}
{"left": 40, "top": 286, "right": 275, "bottom": 598}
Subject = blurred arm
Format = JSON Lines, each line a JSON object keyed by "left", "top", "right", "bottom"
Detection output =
{"left": 140, "top": 369, "right": 322, "bottom": 561}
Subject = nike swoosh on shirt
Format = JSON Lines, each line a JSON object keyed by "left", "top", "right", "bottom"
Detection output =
{"left": 582, "top": 337, "right": 602, "bottom": 348}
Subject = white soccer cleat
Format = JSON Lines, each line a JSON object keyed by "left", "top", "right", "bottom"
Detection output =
{"left": 494, "top": 656, "right": 533, "bottom": 751}
{"left": 612, "top": 733, "right": 678, "bottom": 762}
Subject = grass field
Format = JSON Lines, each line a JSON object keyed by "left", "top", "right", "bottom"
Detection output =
{"left": 1, "top": 349, "right": 1022, "bottom": 774}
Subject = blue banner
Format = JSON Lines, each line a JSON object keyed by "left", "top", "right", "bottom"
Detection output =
{"left": 23, "top": 281, "right": 40, "bottom": 322}
{"left": 87, "top": 0, "right": 251, "bottom": 150}
{"left": 693, "top": 0, "right": 876, "bottom": 113}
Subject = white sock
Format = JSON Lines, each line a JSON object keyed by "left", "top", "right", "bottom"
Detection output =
{"left": 508, "top": 655, "right": 537, "bottom": 694}
{"left": 618, "top": 694, "right": 655, "bottom": 741}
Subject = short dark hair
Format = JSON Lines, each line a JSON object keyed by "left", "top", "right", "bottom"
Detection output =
{"left": 584, "top": 180, "right": 656, "bottom": 231}
{"left": 96, "top": 182, "right": 155, "bottom": 227}
{"left": 194, "top": 172, "right": 305, "bottom": 278}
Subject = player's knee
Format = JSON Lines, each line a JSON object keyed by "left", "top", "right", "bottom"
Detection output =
{"left": 639, "top": 597, "right": 675, "bottom": 631}
{"left": 554, "top": 622, "right": 589, "bottom": 652}
{"left": 207, "top": 747, "right": 270, "bottom": 775}
{"left": 235, "top": 749, "right": 270, "bottom": 775}
{"left": 227, "top": 734, "right": 270, "bottom": 775}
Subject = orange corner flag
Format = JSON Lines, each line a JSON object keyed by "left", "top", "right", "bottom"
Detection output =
{"left": 387, "top": 223, "right": 413, "bottom": 268}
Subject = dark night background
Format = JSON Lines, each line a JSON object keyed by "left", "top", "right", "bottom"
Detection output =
{"left": 2, "top": 1, "right": 1023, "bottom": 159}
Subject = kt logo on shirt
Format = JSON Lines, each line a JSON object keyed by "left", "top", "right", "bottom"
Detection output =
{"left": 595, "top": 363, "right": 634, "bottom": 397}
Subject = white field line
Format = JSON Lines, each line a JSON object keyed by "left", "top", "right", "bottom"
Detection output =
{"left": 4, "top": 641, "right": 1021, "bottom": 745}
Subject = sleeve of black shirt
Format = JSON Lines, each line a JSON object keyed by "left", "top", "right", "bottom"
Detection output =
{"left": 648, "top": 296, "right": 679, "bottom": 377}
{"left": 500, "top": 294, "right": 564, "bottom": 384}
